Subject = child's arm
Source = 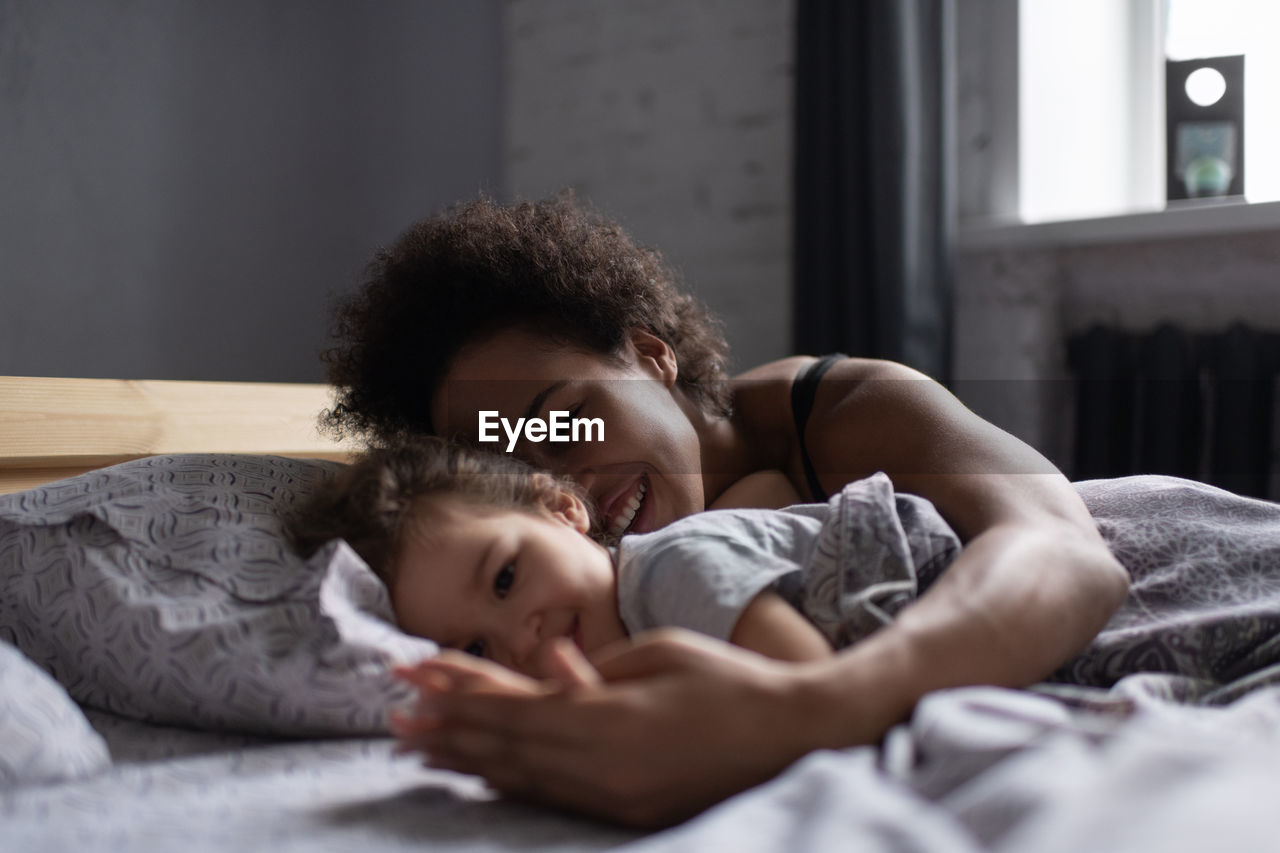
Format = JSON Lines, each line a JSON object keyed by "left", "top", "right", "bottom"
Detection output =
{"left": 709, "top": 470, "right": 803, "bottom": 510}
{"left": 729, "top": 592, "right": 832, "bottom": 662}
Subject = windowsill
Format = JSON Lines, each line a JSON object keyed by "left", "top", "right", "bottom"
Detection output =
{"left": 957, "top": 198, "right": 1280, "bottom": 252}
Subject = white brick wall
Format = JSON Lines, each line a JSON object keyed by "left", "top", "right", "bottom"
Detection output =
{"left": 503, "top": 0, "right": 795, "bottom": 371}
{"left": 954, "top": 227, "right": 1280, "bottom": 473}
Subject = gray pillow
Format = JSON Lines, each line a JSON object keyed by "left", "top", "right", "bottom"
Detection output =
{"left": 0, "top": 638, "right": 110, "bottom": 788}
{"left": 0, "top": 455, "right": 438, "bottom": 737}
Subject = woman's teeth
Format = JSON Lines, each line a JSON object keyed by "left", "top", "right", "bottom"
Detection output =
{"left": 609, "top": 478, "right": 647, "bottom": 537}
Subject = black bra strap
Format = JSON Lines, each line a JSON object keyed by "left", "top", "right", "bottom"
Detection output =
{"left": 790, "top": 354, "right": 843, "bottom": 502}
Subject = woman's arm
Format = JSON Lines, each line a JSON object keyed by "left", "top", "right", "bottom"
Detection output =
{"left": 708, "top": 469, "right": 804, "bottom": 510}
{"left": 790, "top": 358, "right": 1129, "bottom": 702}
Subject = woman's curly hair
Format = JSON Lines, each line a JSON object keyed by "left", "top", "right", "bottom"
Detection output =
{"left": 321, "top": 192, "right": 732, "bottom": 443}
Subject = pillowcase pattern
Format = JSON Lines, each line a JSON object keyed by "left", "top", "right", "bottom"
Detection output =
{"left": 0, "top": 637, "right": 110, "bottom": 789}
{"left": 0, "top": 455, "right": 438, "bottom": 737}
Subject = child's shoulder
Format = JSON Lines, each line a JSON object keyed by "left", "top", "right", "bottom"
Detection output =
{"left": 620, "top": 502, "right": 826, "bottom": 572}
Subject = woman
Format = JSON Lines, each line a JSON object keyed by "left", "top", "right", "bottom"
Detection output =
{"left": 323, "top": 193, "right": 1129, "bottom": 827}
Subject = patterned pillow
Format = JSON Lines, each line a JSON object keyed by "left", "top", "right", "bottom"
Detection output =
{"left": 0, "top": 638, "right": 110, "bottom": 788}
{"left": 0, "top": 455, "right": 438, "bottom": 737}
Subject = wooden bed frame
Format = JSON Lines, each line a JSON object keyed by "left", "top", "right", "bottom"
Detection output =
{"left": 0, "top": 376, "right": 356, "bottom": 495}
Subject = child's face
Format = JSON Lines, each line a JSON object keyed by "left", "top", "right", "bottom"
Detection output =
{"left": 430, "top": 326, "right": 707, "bottom": 538}
{"left": 391, "top": 496, "right": 627, "bottom": 676}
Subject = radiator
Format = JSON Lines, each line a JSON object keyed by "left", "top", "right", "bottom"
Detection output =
{"left": 1067, "top": 324, "right": 1280, "bottom": 500}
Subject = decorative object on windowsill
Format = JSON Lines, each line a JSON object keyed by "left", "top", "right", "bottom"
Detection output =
{"left": 1166, "top": 55, "right": 1245, "bottom": 202}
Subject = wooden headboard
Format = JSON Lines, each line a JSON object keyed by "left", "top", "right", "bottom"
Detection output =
{"left": 0, "top": 376, "right": 358, "bottom": 495}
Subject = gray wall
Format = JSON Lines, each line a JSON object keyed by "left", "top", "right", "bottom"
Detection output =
{"left": 2, "top": 0, "right": 502, "bottom": 381}
{"left": 503, "top": 0, "right": 795, "bottom": 373}
{"left": 954, "top": 227, "right": 1280, "bottom": 471}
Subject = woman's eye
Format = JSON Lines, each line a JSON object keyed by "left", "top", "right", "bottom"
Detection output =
{"left": 494, "top": 564, "right": 515, "bottom": 599}
{"left": 463, "top": 639, "right": 486, "bottom": 658}
{"left": 544, "top": 403, "right": 586, "bottom": 458}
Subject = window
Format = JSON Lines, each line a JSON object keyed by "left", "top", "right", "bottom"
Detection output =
{"left": 1164, "top": 0, "right": 1280, "bottom": 207}
{"left": 1018, "top": 0, "right": 1162, "bottom": 222}
{"left": 969, "top": 0, "right": 1280, "bottom": 228}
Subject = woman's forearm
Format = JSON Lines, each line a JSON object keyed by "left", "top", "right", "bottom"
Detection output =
{"left": 787, "top": 522, "right": 1130, "bottom": 752}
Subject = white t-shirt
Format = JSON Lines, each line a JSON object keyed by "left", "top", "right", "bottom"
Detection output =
{"left": 615, "top": 474, "right": 962, "bottom": 648}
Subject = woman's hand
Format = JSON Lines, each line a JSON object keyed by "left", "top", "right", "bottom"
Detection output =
{"left": 395, "top": 630, "right": 823, "bottom": 829}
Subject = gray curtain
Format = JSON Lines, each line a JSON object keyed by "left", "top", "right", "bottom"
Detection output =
{"left": 793, "top": 0, "right": 954, "bottom": 383}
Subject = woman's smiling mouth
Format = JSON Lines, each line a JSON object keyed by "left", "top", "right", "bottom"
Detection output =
{"left": 607, "top": 476, "right": 648, "bottom": 538}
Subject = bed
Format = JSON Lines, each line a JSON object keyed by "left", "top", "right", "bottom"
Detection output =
{"left": 6, "top": 375, "right": 1280, "bottom": 852}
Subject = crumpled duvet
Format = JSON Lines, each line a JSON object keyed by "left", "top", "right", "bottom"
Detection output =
{"left": 620, "top": 681, "right": 1280, "bottom": 853}
{"left": 806, "top": 473, "right": 1280, "bottom": 701}
{"left": 1055, "top": 475, "right": 1280, "bottom": 700}
{"left": 624, "top": 474, "right": 1280, "bottom": 852}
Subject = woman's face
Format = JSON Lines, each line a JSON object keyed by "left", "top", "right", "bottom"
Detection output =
{"left": 430, "top": 327, "right": 706, "bottom": 536}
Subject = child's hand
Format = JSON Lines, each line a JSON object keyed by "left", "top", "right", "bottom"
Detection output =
{"left": 389, "top": 640, "right": 600, "bottom": 749}
{"left": 390, "top": 651, "right": 538, "bottom": 750}
{"left": 399, "top": 629, "right": 815, "bottom": 828}
{"left": 396, "top": 638, "right": 598, "bottom": 698}
{"left": 396, "top": 650, "right": 543, "bottom": 698}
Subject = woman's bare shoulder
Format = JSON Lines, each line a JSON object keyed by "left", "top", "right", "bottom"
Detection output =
{"left": 732, "top": 355, "right": 812, "bottom": 383}
{"left": 728, "top": 357, "right": 812, "bottom": 437}
{"left": 732, "top": 355, "right": 922, "bottom": 387}
{"left": 727, "top": 356, "right": 929, "bottom": 431}
{"left": 723, "top": 356, "right": 927, "bottom": 477}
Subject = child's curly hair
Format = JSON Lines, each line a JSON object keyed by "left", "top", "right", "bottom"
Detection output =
{"left": 321, "top": 192, "right": 732, "bottom": 444}
{"left": 288, "top": 437, "right": 590, "bottom": 586}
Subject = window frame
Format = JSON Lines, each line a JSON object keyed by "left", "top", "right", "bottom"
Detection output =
{"left": 955, "top": 0, "right": 1280, "bottom": 249}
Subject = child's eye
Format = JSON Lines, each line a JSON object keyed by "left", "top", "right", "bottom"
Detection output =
{"left": 463, "top": 639, "right": 486, "bottom": 658}
{"left": 494, "top": 564, "right": 515, "bottom": 599}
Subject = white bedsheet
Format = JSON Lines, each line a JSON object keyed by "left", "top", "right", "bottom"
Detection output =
{"left": 10, "top": 682, "right": 1280, "bottom": 851}
{"left": 3, "top": 710, "right": 639, "bottom": 852}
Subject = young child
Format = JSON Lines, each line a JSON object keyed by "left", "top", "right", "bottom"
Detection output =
{"left": 288, "top": 437, "right": 963, "bottom": 677}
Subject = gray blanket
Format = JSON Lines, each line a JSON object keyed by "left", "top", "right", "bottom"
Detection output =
{"left": 10, "top": 474, "right": 1280, "bottom": 852}
{"left": 1054, "top": 476, "right": 1280, "bottom": 703}
{"left": 805, "top": 473, "right": 1280, "bottom": 704}
{"left": 623, "top": 474, "right": 1280, "bottom": 853}
{"left": 620, "top": 681, "right": 1280, "bottom": 852}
